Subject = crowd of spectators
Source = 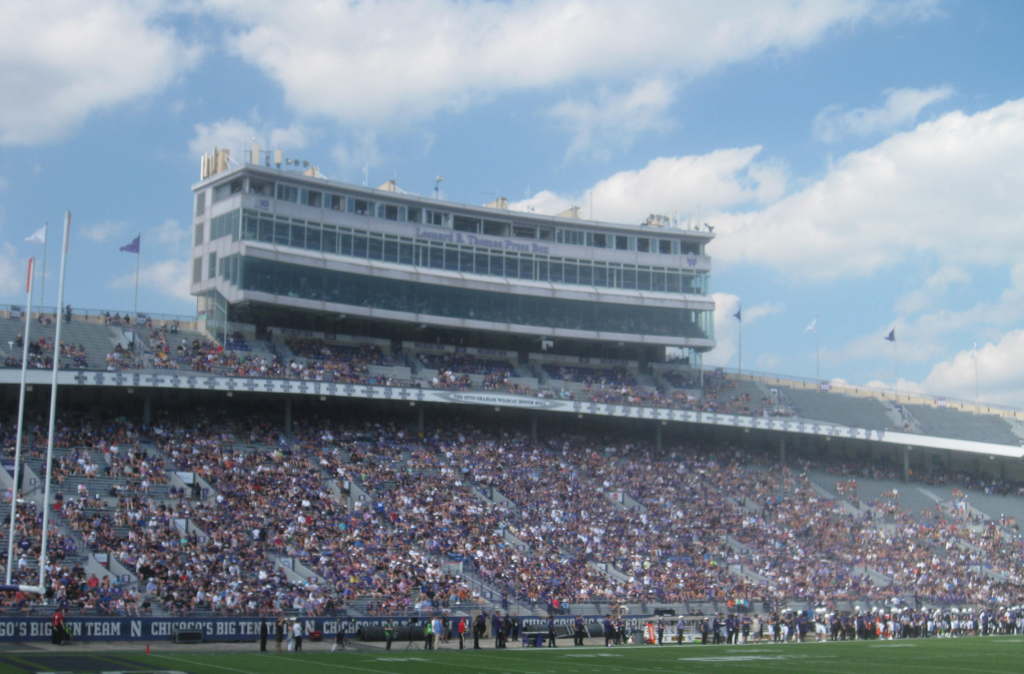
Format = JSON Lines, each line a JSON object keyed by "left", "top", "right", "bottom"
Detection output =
{"left": 2, "top": 408, "right": 1023, "bottom": 618}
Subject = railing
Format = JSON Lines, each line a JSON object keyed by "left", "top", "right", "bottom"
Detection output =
{"left": 1, "top": 304, "right": 197, "bottom": 325}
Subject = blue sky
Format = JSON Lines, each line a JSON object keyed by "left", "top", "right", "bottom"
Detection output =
{"left": 2, "top": 1, "right": 1024, "bottom": 404}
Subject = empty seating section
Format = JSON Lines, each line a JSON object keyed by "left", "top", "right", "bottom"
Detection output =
{"left": 781, "top": 387, "right": 895, "bottom": 430}
{"left": 0, "top": 317, "right": 126, "bottom": 370}
{"left": 905, "top": 404, "right": 1020, "bottom": 446}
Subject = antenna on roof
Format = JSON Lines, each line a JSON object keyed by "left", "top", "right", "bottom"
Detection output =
{"left": 435, "top": 176, "right": 443, "bottom": 199}
{"left": 363, "top": 163, "right": 369, "bottom": 187}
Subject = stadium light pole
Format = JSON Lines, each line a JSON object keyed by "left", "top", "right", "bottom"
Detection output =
{"left": 36, "top": 211, "right": 71, "bottom": 595}
{"left": 5, "top": 258, "right": 35, "bottom": 584}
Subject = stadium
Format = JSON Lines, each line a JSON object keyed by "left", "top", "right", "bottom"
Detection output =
{"left": 0, "top": 152, "right": 1021, "bottom": 674}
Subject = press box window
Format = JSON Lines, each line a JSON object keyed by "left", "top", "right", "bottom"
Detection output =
{"left": 192, "top": 258, "right": 202, "bottom": 284}
{"left": 301, "top": 189, "right": 322, "bottom": 208}
{"left": 194, "top": 192, "right": 206, "bottom": 216}
{"left": 637, "top": 237, "right": 651, "bottom": 253}
{"left": 378, "top": 203, "right": 401, "bottom": 221}
{"left": 213, "top": 178, "right": 243, "bottom": 202}
{"left": 328, "top": 194, "right": 344, "bottom": 211}
{"left": 348, "top": 198, "right": 373, "bottom": 216}
{"left": 425, "top": 210, "right": 447, "bottom": 226}
{"left": 208, "top": 252, "right": 217, "bottom": 280}
{"left": 249, "top": 179, "right": 274, "bottom": 196}
{"left": 276, "top": 184, "right": 299, "bottom": 203}
{"left": 193, "top": 223, "right": 204, "bottom": 246}
{"left": 659, "top": 239, "right": 672, "bottom": 254}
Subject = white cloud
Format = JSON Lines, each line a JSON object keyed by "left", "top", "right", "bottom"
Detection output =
{"left": 813, "top": 85, "right": 953, "bottom": 142}
{"left": 152, "top": 219, "right": 187, "bottom": 249}
{"left": 332, "top": 132, "right": 385, "bottom": 176}
{"left": 80, "top": 220, "right": 126, "bottom": 243}
{"left": 0, "top": 243, "right": 25, "bottom": 297}
{"left": 0, "top": 1, "right": 200, "bottom": 145}
{"left": 550, "top": 79, "right": 675, "bottom": 162}
{"left": 713, "top": 98, "right": 1024, "bottom": 280}
{"left": 894, "top": 265, "right": 971, "bottom": 315}
{"left": 188, "top": 118, "right": 311, "bottom": 159}
{"left": 511, "top": 146, "right": 787, "bottom": 223}
{"left": 206, "top": 0, "right": 910, "bottom": 130}
{"left": 109, "top": 258, "right": 192, "bottom": 301}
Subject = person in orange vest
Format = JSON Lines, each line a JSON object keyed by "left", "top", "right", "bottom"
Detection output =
{"left": 51, "top": 608, "right": 66, "bottom": 645}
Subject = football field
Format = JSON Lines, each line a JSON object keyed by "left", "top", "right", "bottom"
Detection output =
{"left": 0, "top": 636, "right": 1021, "bottom": 674}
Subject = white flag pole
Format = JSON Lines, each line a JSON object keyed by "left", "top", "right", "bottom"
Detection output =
{"left": 133, "top": 231, "right": 140, "bottom": 325}
{"left": 40, "top": 222, "right": 47, "bottom": 312}
{"left": 4, "top": 258, "right": 34, "bottom": 584}
{"left": 36, "top": 211, "right": 71, "bottom": 594}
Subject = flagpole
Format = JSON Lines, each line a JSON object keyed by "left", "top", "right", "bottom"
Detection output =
{"left": 5, "top": 258, "right": 34, "bottom": 584}
{"left": 737, "top": 307, "right": 742, "bottom": 378}
{"left": 974, "top": 345, "right": 979, "bottom": 401}
{"left": 815, "top": 316, "right": 820, "bottom": 385}
{"left": 133, "top": 230, "right": 140, "bottom": 325}
{"left": 37, "top": 211, "right": 71, "bottom": 593}
{"left": 894, "top": 337, "right": 899, "bottom": 401}
{"left": 40, "top": 221, "right": 47, "bottom": 312}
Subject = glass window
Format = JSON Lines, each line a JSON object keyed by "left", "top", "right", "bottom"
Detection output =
{"left": 591, "top": 232, "right": 607, "bottom": 248}
{"left": 192, "top": 258, "right": 202, "bottom": 284}
{"left": 257, "top": 218, "right": 273, "bottom": 243}
{"left": 276, "top": 184, "right": 298, "bottom": 202}
{"left": 622, "top": 267, "right": 637, "bottom": 289}
{"left": 249, "top": 179, "right": 274, "bottom": 196}
{"left": 399, "top": 241, "right": 414, "bottom": 265}
{"left": 194, "top": 223, "right": 204, "bottom": 246}
{"left": 652, "top": 269, "right": 666, "bottom": 292}
{"left": 425, "top": 210, "right": 446, "bottom": 226}
{"left": 429, "top": 245, "right": 444, "bottom": 269}
{"left": 564, "top": 262, "right": 577, "bottom": 285}
{"left": 321, "top": 230, "right": 337, "bottom": 254}
{"left": 305, "top": 190, "right": 322, "bottom": 208}
{"left": 384, "top": 238, "right": 399, "bottom": 263}
{"left": 504, "top": 255, "right": 519, "bottom": 279}
{"left": 615, "top": 235, "right": 629, "bottom": 250}
{"left": 195, "top": 192, "right": 206, "bottom": 216}
{"left": 349, "top": 198, "right": 372, "bottom": 216}
{"left": 274, "top": 222, "right": 290, "bottom": 246}
{"left": 242, "top": 214, "right": 257, "bottom": 240}
{"left": 578, "top": 262, "right": 593, "bottom": 286}
{"left": 459, "top": 249, "right": 473, "bottom": 273}
{"left": 549, "top": 259, "right": 563, "bottom": 284}
{"left": 208, "top": 252, "right": 217, "bottom": 280}
{"left": 637, "top": 268, "right": 651, "bottom": 291}
{"left": 339, "top": 231, "right": 352, "bottom": 256}
{"left": 512, "top": 224, "right": 536, "bottom": 238}
{"left": 667, "top": 272, "right": 681, "bottom": 294}
{"left": 483, "top": 220, "right": 509, "bottom": 237}
{"left": 536, "top": 258, "right": 548, "bottom": 282}
{"left": 659, "top": 239, "right": 672, "bottom": 254}
{"left": 593, "top": 263, "right": 607, "bottom": 287}
{"left": 407, "top": 206, "right": 422, "bottom": 223}
{"left": 637, "top": 237, "right": 651, "bottom": 253}
{"left": 368, "top": 236, "right": 384, "bottom": 261}
{"left": 443, "top": 246, "right": 459, "bottom": 271}
{"left": 328, "top": 194, "right": 344, "bottom": 211}
{"left": 290, "top": 224, "right": 305, "bottom": 248}
{"left": 353, "top": 235, "right": 368, "bottom": 258}
{"left": 474, "top": 251, "right": 489, "bottom": 275}
{"left": 213, "top": 178, "right": 243, "bottom": 202}
{"left": 489, "top": 254, "right": 504, "bottom": 276}
{"left": 453, "top": 215, "right": 480, "bottom": 233}
{"left": 305, "top": 228, "right": 321, "bottom": 251}
{"left": 538, "top": 227, "right": 554, "bottom": 241}
{"left": 377, "top": 204, "right": 398, "bottom": 221}
{"left": 519, "top": 255, "right": 533, "bottom": 280}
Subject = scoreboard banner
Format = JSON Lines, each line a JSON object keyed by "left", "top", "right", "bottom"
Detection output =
{"left": 1, "top": 369, "right": 1020, "bottom": 459}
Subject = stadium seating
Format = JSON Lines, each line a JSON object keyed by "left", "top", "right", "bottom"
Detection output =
{"left": 904, "top": 404, "right": 1021, "bottom": 446}
{"left": 780, "top": 387, "right": 897, "bottom": 431}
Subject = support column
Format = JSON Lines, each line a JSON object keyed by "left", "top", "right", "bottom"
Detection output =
{"left": 143, "top": 391, "right": 152, "bottom": 425}
{"left": 530, "top": 414, "right": 538, "bottom": 441}
{"left": 656, "top": 423, "right": 663, "bottom": 452}
{"left": 779, "top": 437, "right": 786, "bottom": 465}
{"left": 284, "top": 397, "right": 292, "bottom": 435}
{"left": 903, "top": 447, "right": 910, "bottom": 482}
{"left": 417, "top": 406, "right": 425, "bottom": 436}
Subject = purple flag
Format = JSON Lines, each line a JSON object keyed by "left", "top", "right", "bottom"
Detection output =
{"left": 885, "top": 329, "right": 895, "bottom": 342}
{"left": 119, "top": 235, "right": 140, "bottom": 254}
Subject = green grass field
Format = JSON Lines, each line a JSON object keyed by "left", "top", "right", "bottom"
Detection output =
{"left": 1, "top": 636, "right": 1021, "bottom": 674}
